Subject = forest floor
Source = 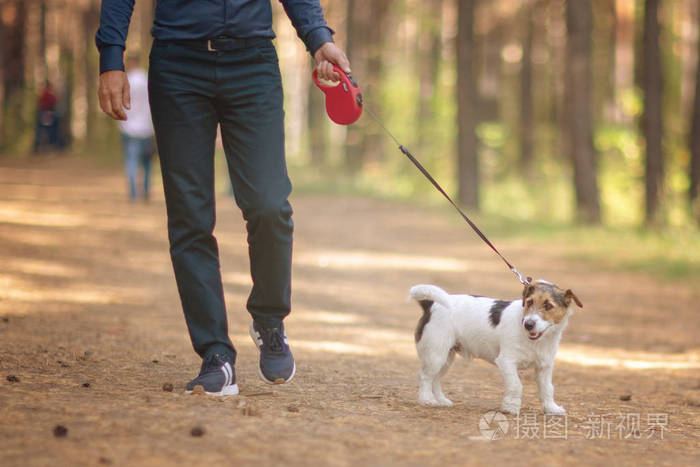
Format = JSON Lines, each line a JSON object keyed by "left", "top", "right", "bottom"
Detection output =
{"left": 0, "top": 155, "right": 698, "bottom": 466}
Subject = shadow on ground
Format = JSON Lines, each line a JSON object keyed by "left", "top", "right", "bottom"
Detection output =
{"left": 0, "top": 156, "right": 698, "bottom": 466}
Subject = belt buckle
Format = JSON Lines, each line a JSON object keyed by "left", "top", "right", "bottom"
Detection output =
{"left": 207, "top": 39, "right": 217, "bottom": 52}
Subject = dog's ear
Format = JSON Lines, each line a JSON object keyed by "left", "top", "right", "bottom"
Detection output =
{"left": 522, "top": 281, "right": 534, "bottom": 306}
{"left": 565, "top": 289, "right": 583, "bottom": 308}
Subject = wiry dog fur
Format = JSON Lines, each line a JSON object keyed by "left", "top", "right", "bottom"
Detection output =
{"left": 410, "top": 280, "right": 582, "bottom": 415}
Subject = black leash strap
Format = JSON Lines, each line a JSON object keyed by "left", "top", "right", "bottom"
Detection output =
{"left": 364, "top": 106, "right": 529, "bottom": 286}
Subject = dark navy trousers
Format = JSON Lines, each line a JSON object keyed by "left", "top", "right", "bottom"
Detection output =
{"left": 148, "top": 39, "right": 293, "bottom": 363}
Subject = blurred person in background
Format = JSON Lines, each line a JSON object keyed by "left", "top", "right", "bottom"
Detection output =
{"left": 119, "top": 55, "right": 154, "bottom": 202}
{"left": 33, "top": 80, "right": 62, "bottom": 153}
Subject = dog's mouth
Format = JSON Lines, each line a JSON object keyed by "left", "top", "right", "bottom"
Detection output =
{"left": 528, "top": 331, "right": 544, "bottom": 340}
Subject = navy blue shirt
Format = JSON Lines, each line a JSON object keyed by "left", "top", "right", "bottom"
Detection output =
{"left": 96, "top": 0, "right": 334, "bottom": 73}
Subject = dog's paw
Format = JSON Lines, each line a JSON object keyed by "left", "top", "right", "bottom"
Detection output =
{"left": 500, "top": 399, "right": 521, "bottom": 415}
{"left": 543, "top": 403, "right": 566, "bottom": 415}
{"left": 419, "top": 398, "right": 450, "bottom": 407}
{"left": 418, "top": 399, "right": 439, "bottom": 407}
{"left": 435, "top": 397, "right": 453, "bottom": 407}
{"left": 419, "top": 393, "right": 453, "bottom": 407}
{"left": 418, "top": 393, "right": 438, "bottom": 406}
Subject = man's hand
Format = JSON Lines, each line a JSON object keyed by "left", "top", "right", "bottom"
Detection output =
{"left": 313, "top": 42, "right": 351, "bottom": 82}
{"left": 98, "top": 70, "right": 131, "bottom": 121}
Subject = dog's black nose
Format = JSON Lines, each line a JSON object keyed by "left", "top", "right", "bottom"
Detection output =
{"left": 524, "top": 319, "right": 535, "bottom": 331}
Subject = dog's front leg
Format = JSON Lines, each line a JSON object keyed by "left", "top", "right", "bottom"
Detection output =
{"left": 495, "top": 356, "right": 522, "bottom": 415}
{"left": 536, "top": 362, "right": 565, "bottom": 415}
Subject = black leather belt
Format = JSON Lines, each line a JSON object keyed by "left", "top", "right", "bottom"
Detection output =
{"left": 166, "top": 36, "right": 271, "bottom": 51}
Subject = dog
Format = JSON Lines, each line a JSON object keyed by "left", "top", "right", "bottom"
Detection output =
{"left": 409, "top": 279, "right": 582, "bottom": 415}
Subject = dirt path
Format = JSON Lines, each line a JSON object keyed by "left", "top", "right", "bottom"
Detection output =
{"left": 0, "top": 156, "right": 698, "bottom": 466}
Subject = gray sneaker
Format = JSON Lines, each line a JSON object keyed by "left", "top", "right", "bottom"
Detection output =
{"left": 249, "top": 322, "right": 296, "bottom": 384}
{"left": 185, "top": 353, "right": 238, "bottom": 396}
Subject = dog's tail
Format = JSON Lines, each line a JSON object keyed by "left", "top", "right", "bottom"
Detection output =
{"left": 409, "top": 284, "right": 452, "bottom": 309}
{"left": 410, "top": 285, "right": 452, "bottom": 343}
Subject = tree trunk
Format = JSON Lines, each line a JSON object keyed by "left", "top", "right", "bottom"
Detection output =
{"left": 520, "top": 3, "right": 535, "bottom": 170}
{"left": 478, "top": 17, "right": 502, "bottom": 122}
{"left": 307, "top": 56, "right": 328, "bottom": 165}
{"left": 641, "top": 0, "right": 664, "bottom": 225}
{"left": 344, "top": 0, "right": 366, "bottom": 172}
{"left": 0, "top": 0, "right": 27, "bottom": 151}
{"left": 0, "top": 6, "right": 5, "bottom": 150}
{"left": 140, "top": 0, "right": 156, "bottom": 64}
{"left": 416, "top": 0, "right": 443, "bottom": 149}
{"left": 83, "top": 3, "right": 101, "bottom": 148}
{"left": 39, "top": 0, "right": 47, "bottom": 83}
{"left": 548, "top": 0, "right": 567, "bottom": 164}
{"left": 601, "top": 0, "right": 618, "bottom": 123}
{"left": 360, "top": 0, "right": 390, "bottom": 165}
{"left": 456, "top": 0, "right": 478, "bottom": 210}
{"left": 612, "top": 0, "right": 637, "bottom": 125}
{"left": 1, "top": 0, "right": 26, "bottom": 106}
{"left": 343, "top": 0, "right": 390, "bottom": 171}
{"left": 690, "top": 1, "right": 700, "bottom": 222}
{"left": 59, "top": 48, "right": 74, "bottom": 149}
{"left": 565, "top": 0, "right": 601, "bottom": 223}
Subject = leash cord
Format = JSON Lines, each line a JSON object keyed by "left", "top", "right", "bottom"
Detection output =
{"left": 363, "top": 106, "right": 529, "bottom": 286}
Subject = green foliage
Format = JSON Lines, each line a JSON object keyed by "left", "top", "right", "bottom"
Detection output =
{"left": 507, "top": 222, "right": 700, "bottom": 282}
{"left": 289, "top": 160, "right": 699, "bottom": 282}
{"left": 595, "top": 125, "right": 644, "bottom": 226}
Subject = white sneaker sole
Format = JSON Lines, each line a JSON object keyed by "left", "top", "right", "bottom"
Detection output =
{"left": 258, "top": 362, "right": 296, "bottom": 385}
{"left": 185, "top": 383, "right": 239, "bottom": 396}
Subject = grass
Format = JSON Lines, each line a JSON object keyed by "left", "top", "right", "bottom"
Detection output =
{"left": 288, "top": 162, "right": 700, "bottom": 283}
{"left": 481, "top": 216, "right": 700, "bottom": 281}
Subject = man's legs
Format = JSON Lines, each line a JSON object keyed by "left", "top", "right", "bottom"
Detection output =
{"left": 148, "top": 42, "right": 236, "bottom": 364}
{"left": 121, "top": 134, "right": 139, "bottom": 200}
{"left": 216, "top": 42, "right": 293, "bottom": 329}
{"left": 139, "top": 137, "right": 152, "bottom": 199}
{"left": 216, "top": 41, "right": 295, "bottom": 383}
{"left": 33, "top": 116, "right": 45, "bottom": 152}
{"left": 48, "top": 118, "right": 59, "bottom": 148}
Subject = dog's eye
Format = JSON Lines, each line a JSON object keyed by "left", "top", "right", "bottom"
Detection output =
{"left": 526, "top": 299, "right": 534, "bottom": 307}
{"left": 544, "top": 301, "right": 553, "bottom": 311}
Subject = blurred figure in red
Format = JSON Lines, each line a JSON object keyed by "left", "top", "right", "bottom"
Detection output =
{"left": 33, "top": 80, "right": 62, "bottom": 153}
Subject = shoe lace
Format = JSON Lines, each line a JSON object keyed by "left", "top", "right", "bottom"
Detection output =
{"left": 264, "top": 328, "right": 285, "bottom": 353}
{"left": 201, "top": 353, "right": 224, "bottom": 372}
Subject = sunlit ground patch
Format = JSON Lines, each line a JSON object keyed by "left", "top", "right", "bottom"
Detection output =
{"left": 293, "top": 309, "right": 367, "bottom": 325}
{"left": 0, "top": 205, "right": 86, "bottom": 227}
{"left": 296, "top": 249, "right": 502, "bottom": 273}
{"left": 557, "top": 344, "right": 700, "bottom": 370}
{"left": 0, "top": 274, "right": 151, "bottom": 315}
{"left": 2, "top": 258, "right": 83, "bottom": 278}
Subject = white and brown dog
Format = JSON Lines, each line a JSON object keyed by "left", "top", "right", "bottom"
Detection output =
{"left": 409, "top": 280, "right": 582, "bottom": 415}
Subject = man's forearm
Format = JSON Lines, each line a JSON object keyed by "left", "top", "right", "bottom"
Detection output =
{"left": 95, "top": 0, "right": 136, "bottom": 73}
{"left": 280, "top": 0, "right": 334, "bottom": 55}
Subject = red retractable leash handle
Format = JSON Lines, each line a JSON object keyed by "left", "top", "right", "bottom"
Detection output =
{"left": 312, "top": 65, "right": 363, "bottom": 125}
